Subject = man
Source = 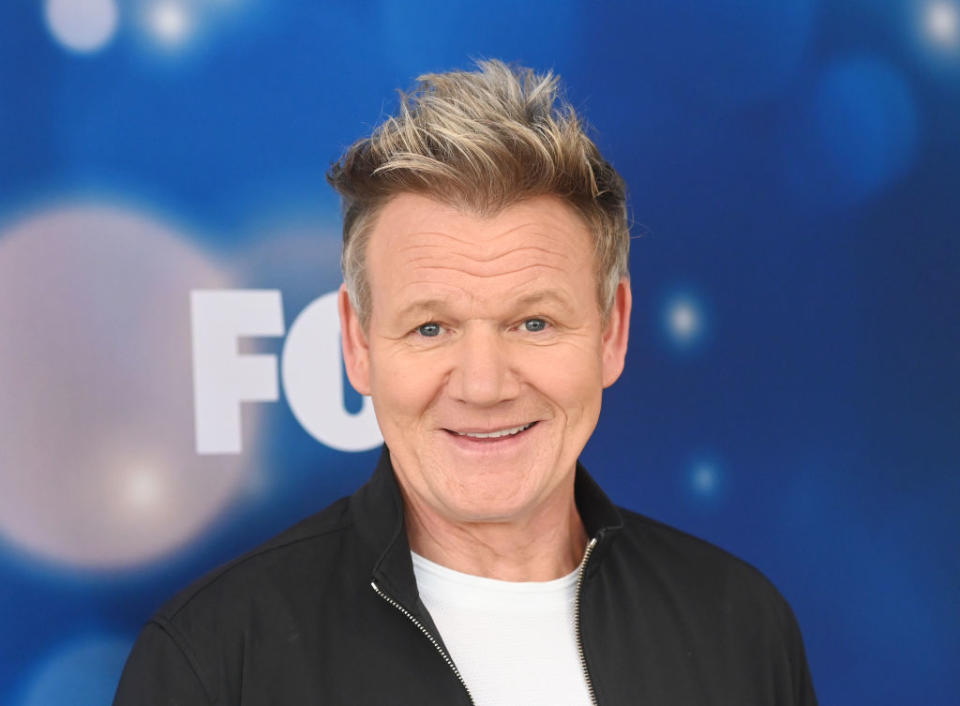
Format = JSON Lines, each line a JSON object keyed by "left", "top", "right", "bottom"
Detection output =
{"left": 115, "top": 60, "right": 816, "bottom": 705}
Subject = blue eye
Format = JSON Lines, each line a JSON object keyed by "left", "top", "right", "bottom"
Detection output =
{"left": 418, "top": 323, "right": 441, "bottom": 337}
{"left": 524, "top": 318, "right": 547, "bottom": 332}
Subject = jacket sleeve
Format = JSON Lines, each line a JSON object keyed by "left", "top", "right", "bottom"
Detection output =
{"left": 113, "top": 620, "right": 214, "bottom": 705}
{"left": 792, "top": 627, "right": 818, "bottom": 706}
{"left": 779, "top": 595, "right": 818, "bottom": 706}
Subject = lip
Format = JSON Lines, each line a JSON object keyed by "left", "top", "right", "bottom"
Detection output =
{"left": 442, "top": 421, "right": 540, "bottom": 449}
{"left": 447, "top": 422, "right": 535, "bottom": 436}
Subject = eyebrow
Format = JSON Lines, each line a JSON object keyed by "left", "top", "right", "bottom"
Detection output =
{"left": 510, "top": 290, "right": 577, "bottom": 315}
{"left": 395, "top": 298, "right": 452, "bottom": 322}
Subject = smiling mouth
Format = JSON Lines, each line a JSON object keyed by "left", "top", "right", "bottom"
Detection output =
{"left": 448, "top": 422, "right": 537, "bottom": 439}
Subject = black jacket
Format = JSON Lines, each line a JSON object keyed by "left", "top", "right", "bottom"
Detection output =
{"left": 114, "top": 449, "right": 817, "bottom": 705}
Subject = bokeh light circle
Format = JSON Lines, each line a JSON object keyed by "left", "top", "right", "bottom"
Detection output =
{"left": 661, "top": 290, "right": 710, "bottom": 353}
{"left": 0, "top": 203, "right": 254, "bottom": 568}
{"left": 44, "top": 0, "right": 118, "bottom": 54}
{"left": 669, "top": 301, "right": 700, "bottom": 340}
{"left": 785, "top": 56, "right": 920, "bottom": 207}
{"left": 148, "top": 1, "right": 192, "bottom": 46}
{"left": 691, "top": 463, "right": 720, "bottom": 497}
{"left": 18, "top": 633, "right": 132, "bottom": 706}
{"left": 923, "top": 1, "right": 960, "bottom": 47}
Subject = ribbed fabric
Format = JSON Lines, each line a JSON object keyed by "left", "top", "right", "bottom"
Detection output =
{"left": 412, "top": 552, "right": 593, "bottom": 706}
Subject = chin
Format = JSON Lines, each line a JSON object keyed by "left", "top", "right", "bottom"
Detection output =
{"left": 438, "top": 472, "right": 555, "bottom": 525}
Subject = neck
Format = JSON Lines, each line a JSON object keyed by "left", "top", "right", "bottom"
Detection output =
{"left": 403, "top": 482, "right": 589, "bottom": 582}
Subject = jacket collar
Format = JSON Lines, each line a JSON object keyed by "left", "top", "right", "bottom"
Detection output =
{"left": 351, "top": 446, "right": 624, "bottom": 609}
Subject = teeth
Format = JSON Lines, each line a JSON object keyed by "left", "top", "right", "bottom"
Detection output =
{"left": 457, "top": 423, "right": 532, "bottom": 439}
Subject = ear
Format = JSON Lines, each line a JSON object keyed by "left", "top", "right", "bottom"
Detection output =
{"left": 338, "top": 284, "right": 372, "bottom": 396}
{"left": 601, "top": 278, "right": 632, "bottom": 388}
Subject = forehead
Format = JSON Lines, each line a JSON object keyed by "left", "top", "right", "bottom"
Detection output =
{"left": 364, "top": 193, "right": 597, "bottom": 311}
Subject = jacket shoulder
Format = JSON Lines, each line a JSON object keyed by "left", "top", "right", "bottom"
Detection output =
{"left": 156, "top": 495, "right": 355, "bottom": 622}
{"left": 612, "top": 507, "right": 798, "bottom": 623}
{"left": 119, "top": 496, "right": 364, "bottom": 703}
{"left": 601, "top": 508, "right": 816, "bottom": 703}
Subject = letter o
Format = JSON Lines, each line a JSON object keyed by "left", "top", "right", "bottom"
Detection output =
{"left": 281, "top": 292, "right": 382, "bottom": 452}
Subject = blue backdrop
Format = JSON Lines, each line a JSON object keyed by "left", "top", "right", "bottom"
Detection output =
{"left": 1, "top": 1, "right": 958, "bottom": 704}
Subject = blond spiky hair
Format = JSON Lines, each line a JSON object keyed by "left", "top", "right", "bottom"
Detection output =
{"left": 327, "top": 59, "right": 630, "bottom": 324}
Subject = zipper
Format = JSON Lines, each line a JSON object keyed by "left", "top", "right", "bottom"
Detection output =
{"left": 371, "top": 580, "right": 476, "bottom": 706}
{"left": 575, "top": 536, "right": 600, "bottom": 706}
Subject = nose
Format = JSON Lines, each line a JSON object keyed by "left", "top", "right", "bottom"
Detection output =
{"left": 447, "top": 325, "right": 520, "bottom": 406}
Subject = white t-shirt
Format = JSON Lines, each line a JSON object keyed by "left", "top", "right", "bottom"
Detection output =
{"left": 411, "top": 551, "right": 594, "bottom": 706}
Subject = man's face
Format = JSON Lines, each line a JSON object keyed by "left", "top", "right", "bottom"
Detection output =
{"left": 340, "top": 193, "right": 630, "bottom": 526}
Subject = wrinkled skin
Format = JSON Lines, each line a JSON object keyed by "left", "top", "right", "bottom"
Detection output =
{"left": 340, "top": 193, "right": 631, "bottom": 579}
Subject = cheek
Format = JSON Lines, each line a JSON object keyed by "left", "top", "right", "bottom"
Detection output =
{"left": 369, "top": 347, "right": 445, "bottom": 422}
{"left": 528, "top": 335, "right": 604, "bottom": 376}
{"left": 518, "top": 342, "right": 604, "bottom": 409}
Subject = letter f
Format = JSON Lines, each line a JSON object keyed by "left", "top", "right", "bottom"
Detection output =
{"left": 190, "top": 290, "right": 285, "bottom": 454}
